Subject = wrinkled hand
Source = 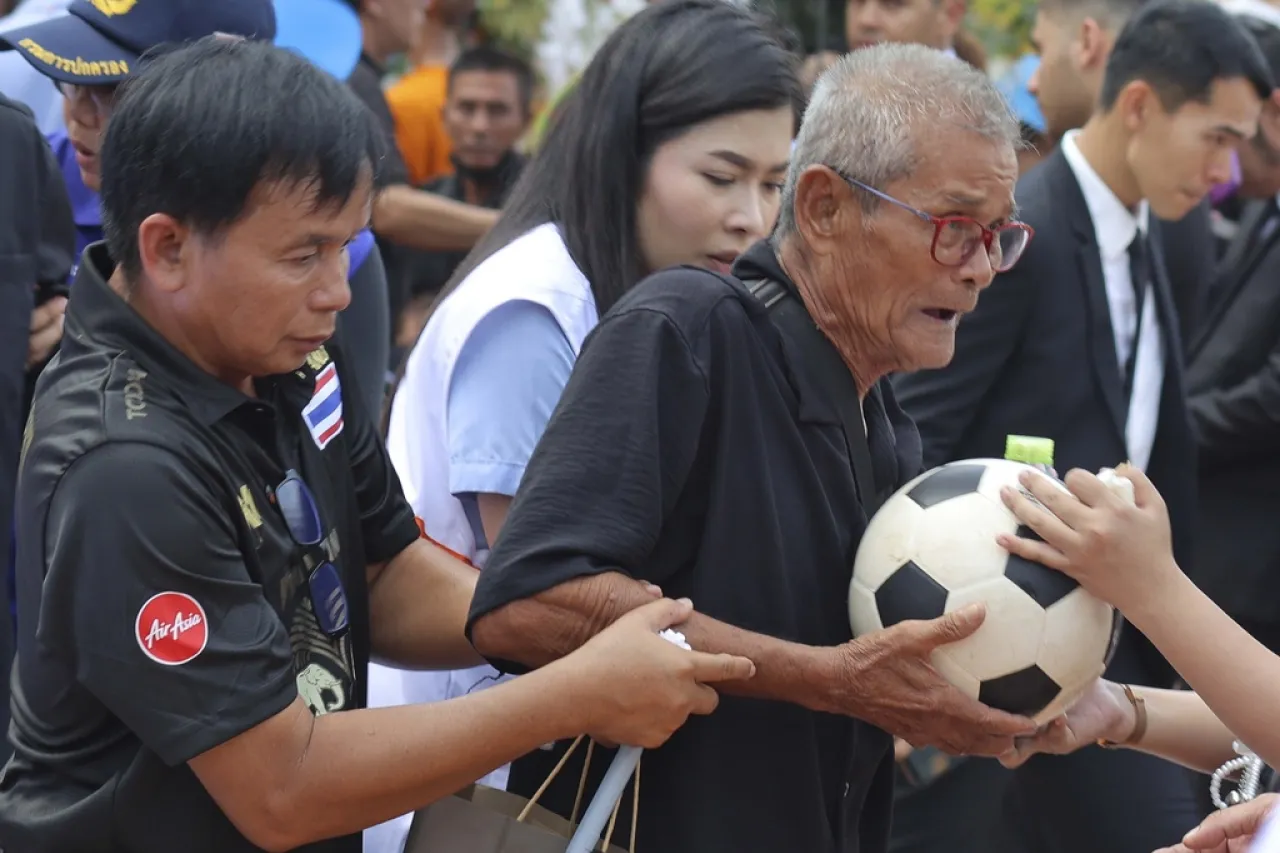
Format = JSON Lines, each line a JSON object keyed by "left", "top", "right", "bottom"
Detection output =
{"left": 999, "top": 679, "right": 1133, "bottom": 768}
{"left": 28, "top": 296, "right": 67, "bottom": 369}
{"left": 1155, "top": 793, "right": 1278, "bottom": 853}
{"left": 574, "top": 598, "right": 756, "bottom": 750}
{"left": 832, "top": 603, "right": 1038, "bottom": 756}
{"left": 996, "top": 464, "right": 1179, "bottom": 614}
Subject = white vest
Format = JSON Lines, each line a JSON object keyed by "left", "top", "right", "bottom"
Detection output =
{"left": 363, "top": 224, "right": 598, "bottom": 853}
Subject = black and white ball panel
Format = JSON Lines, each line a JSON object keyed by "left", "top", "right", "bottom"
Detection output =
{"left": 849, "top": 458, "right": 1117, "bottom": 721}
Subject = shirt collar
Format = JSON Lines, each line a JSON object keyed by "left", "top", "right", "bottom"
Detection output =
{"left": 68, "top": 243, "right": 311, "bottom": 425}
{"left": 1060, "top": 129, "right": 1149, "bottom": 258}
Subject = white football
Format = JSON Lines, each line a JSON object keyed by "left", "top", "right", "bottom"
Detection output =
{"left": 849, "top": 458, "right": 1121, "bottom": 724}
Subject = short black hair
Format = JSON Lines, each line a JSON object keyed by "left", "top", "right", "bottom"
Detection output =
{"left": 448, "top": 45, "right": 535, "bottom": 115}
{"left": 1038, "top": 0, "right": 1149, "bottom": 29}
{"left": 101, "top": 37, "right": 383, "bottom": 280}
{"left": 1099, "top": 0, "right": 1274, "bottom": 112}
{"left": 1238, "top": 15, "right": 1280, "bottom": 83}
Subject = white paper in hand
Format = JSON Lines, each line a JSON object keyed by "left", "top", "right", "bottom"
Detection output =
{"left": 1097, "top": 468, "right": 1136, "bottom": 505}
{"left": 1249, "top": 801, "right": 1280, "bottom": 852}
{"left": 658, "top": 628, "right": 691, "bottom": 651}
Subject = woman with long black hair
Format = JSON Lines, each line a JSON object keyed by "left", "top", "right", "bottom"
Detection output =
{"left": 364, "top": 3, "right": 801, "bottom": 851}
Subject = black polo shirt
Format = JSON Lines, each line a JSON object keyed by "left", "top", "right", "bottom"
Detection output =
{"left": 467, "top": 241, "right": 922, "bottom": 853}
{"left": 0, "top": 244, "right": 420, "bottom": 853}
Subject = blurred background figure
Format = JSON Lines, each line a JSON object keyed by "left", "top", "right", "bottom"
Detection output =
{"left": 386, "top": 0, "right": 476, "bottom": 187}
{"left": 801, "top": 49, "right": 841, "bottom": 96}
{"left": 343, "top": 0, "right": 499, "bottom": 371}
{"left": 398, "top": 44, "right": 533, "bottom": 345}
{"left": 0, "top": 0, "right": 71, "bottom": 135}
{"left": 845, "top": 0, "right": 967, "bottom": 55}
{"left": 0, "top": 90, "right": 74, "bottom": 768}
{"left": 997, "top": 53, "right": 1052, "bottom": 174}
{"left": 1184, "top": 12, "right": 1280, "bottom": 679}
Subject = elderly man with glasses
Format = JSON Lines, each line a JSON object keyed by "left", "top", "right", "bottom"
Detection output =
{"left": 463, "top": 43, "right": 1036, "bottom": 853}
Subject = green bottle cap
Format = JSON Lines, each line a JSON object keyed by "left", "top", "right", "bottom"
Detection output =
{"left": 1005, "top": 435, "right": 1055, "bottom": 466}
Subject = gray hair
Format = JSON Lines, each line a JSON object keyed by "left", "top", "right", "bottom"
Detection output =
{"left": 775, "top": 43, "right": 1021, "bottom": 239}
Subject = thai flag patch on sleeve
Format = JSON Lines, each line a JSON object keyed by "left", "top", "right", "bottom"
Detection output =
{"left": 303, "top": 362, "right": 344, "bottom": 449}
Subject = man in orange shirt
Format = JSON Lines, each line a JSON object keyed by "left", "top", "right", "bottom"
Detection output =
{"left": 387, "top": 0, "right": 473, "bottom": 185}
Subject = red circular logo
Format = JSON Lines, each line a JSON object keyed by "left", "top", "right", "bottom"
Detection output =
{"left": 135, "top": 592, "right": 209, "bottom": 666}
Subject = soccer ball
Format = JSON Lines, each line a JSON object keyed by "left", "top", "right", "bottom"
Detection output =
{"left": 848, "top": 458, "right": 1121, "bottom": 724}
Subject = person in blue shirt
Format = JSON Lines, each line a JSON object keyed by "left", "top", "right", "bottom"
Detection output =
{"left": 2, "top": 0, "right": 391, "bottom": 419}
{"left": 367, "top": 6, "right": 799, "bottom": 849}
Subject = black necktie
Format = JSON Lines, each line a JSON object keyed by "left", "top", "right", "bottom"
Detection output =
{"left": 1124, "top": 232, "right": 1149, "bottom": 406}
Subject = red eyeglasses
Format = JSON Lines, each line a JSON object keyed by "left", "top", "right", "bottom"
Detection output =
{"left": 838, "top": 171, "right": 1034, "bottom": 273}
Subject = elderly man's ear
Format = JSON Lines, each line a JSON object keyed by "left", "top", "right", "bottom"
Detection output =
{"left": 792, "top": 166, "right": 858, "bottom": 257}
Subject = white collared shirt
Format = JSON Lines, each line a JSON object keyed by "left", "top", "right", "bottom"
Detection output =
{"left": 1060, "top": 130, "right": 1165, "bottom": 471}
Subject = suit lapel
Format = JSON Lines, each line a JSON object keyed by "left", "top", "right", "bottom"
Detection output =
{"left": 1053, "top": 152, "right": 1129, "bottom": 442}
{"left": 1192, "top": 200, "right": 1275, "bottom": 358}
{"left": 1190, "top": 225, "right": 1280, "bottom": 389}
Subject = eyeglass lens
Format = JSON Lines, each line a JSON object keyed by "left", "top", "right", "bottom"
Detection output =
{"left": 275, "top": 471, "right": 324, "bottom": 546}
{"left": 935, "top": 221, "right": 1028, "bottom": 272}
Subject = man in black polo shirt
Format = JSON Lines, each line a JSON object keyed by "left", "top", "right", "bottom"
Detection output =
{"left": 0, "top": 38, "right": 754, "bottom": 853}
{"left": 467, "top": 44, "right": 1039, "bottom": 853}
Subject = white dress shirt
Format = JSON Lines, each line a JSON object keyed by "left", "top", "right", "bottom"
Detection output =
{"left": 1060, "top": 130, "right": 1165, "bottom": 471}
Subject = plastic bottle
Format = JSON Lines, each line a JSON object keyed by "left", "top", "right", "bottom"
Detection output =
{"left": 1005, "top": 434, "right": 1056, "bottom": 477}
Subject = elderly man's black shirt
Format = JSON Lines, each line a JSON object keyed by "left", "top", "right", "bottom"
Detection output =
{"left": 0, "top": 244, "right": 420, "bottom": 853}
{"left": 468, "top": 241, "right": 922, "bottom": 853}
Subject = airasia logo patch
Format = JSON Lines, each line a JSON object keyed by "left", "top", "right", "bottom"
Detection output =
{"left": 135, "top": 592, "right": 208, "bottom": 666}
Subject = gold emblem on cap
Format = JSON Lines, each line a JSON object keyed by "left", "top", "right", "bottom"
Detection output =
{"left": 89, "top": 0, "right": 137, "bottom": 17}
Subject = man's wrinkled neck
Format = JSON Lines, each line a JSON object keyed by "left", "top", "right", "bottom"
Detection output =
{"left": 776, "top": 237, "right": 880, "bottom": 400}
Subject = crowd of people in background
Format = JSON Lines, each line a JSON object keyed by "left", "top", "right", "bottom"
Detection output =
{"left": 3, "top": 0, "right": 1280, "bottom": 852}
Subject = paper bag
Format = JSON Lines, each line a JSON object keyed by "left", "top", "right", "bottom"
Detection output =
{"left": 404, "top": 737, "right": 635, "bottom": 853}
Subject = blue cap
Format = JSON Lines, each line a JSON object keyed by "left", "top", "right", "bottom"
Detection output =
{"left": 997, "top": 53, "right": 1046, "bottom": 134}
{"left": 0, "top": 0, "right": 276, "bottom": 85}
{"left": 273, "top": 0, "right": 362, "bottom": 81}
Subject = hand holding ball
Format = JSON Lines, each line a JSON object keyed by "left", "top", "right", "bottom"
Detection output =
{"left": 849, "top": 458, "right": 1122, "bottom": 724}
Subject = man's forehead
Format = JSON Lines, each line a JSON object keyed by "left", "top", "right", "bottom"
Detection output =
{"left": 238, "top": 177, "right": 372, "bottom": 231}
{"left": 1172, "top": 80, "right": 1263, "bottom": 137}
{"left": 906, "top": 134, "right": 1017, "bottom": 201}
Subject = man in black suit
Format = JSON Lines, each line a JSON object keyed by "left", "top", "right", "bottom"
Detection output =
{"left": 1026, "top": 0, "right": 1217, "bottom": 349}
{"left": 1187, "top": 14, "right": 1280, "bottom": 656}
{"left": 894, "top": 3, "right": 1273, "bottom": 851}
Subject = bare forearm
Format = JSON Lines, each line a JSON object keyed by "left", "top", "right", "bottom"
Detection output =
{"left": 369, "top": 539, "right": 483, "bottom": 670}
{"left": 1124, "top": 686, "right": 1239, "bottom": 774}
{"left": 278, "top": 665, "right": 589, "bottom": 848}
{"left": 471, "top": 573, "right": 838, "bottom": 712}
{"left": 1125, "top": 572, "right": 1280, "bottom": 768}
{"left": 372, "top": 185, "right": 497, "bottom": 251}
